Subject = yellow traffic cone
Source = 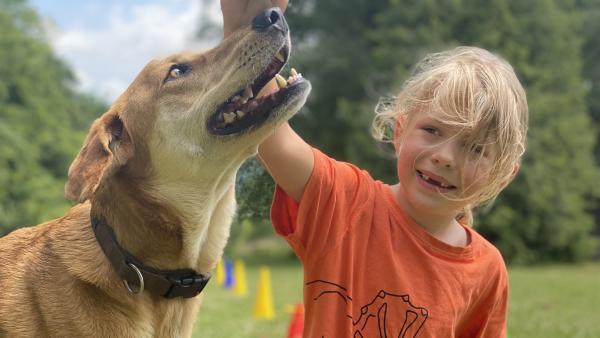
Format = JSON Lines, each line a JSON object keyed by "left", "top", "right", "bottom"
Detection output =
{"left": 233, "top": 259, "right": 247, "bottom": 296}
{"left": 215, "top": 259, "right": 225, "bottom": 286}
{"left": 253, "top": 266, "right": 275, "bottom": 320}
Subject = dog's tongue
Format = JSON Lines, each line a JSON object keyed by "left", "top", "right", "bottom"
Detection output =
{"left": 257, "top": 78, "right": 280, "bottom": 98}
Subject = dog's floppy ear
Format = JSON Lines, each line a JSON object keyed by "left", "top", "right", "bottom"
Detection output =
{"left": 65, "top": 111, "right": 133, "bottom": 203}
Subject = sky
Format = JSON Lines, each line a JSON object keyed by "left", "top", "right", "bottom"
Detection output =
{"left": 28, "top": 0, "right": 223, "bottom": 102}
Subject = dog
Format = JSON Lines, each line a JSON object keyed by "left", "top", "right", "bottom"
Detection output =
{"left": 0, "top": 8, "right": 310, "bottom": 337}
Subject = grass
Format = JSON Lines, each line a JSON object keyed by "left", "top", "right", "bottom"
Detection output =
{"left": 192, "top": 261, "right": 303, "bottom": 338}
{"left": 193, "top": 261, "right": 600, "bottom": 338}
{"left": 508, "top": 263, "right": 600, "bottom": 338}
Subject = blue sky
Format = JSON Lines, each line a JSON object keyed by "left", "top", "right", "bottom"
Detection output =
{"left": 31, "top": 0, "right": 164, "bottom": 30}
{"left": 28, "top": 0, "right": 222, "bottom": 101}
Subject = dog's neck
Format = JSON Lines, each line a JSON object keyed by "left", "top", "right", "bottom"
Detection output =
{"left": 90, "top": 166, "right": 238, "bottom": 274}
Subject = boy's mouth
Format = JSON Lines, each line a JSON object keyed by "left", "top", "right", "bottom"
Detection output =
{"left": 416, "top": 170, "right": 456, "bottom": 190}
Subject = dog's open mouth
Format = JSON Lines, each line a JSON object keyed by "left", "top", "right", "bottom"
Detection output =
{"left": 208, "top": 45, "right": 305, "bottom": 135}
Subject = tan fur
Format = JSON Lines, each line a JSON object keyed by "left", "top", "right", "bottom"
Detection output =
{"left": 0, "top": 16, "right": 309, "bottom": 338}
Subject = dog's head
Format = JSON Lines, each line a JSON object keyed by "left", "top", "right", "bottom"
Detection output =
{"left": 65, "top": 8, "right": 311, "bottom": 203}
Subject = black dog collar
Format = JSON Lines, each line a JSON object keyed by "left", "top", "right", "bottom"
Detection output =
{"left": 91, "top": 216, "right": 210, "bottom": 299}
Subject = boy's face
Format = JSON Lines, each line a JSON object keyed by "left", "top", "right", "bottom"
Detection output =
{"left": 395, "top": 109, "right": 496, "bottom": 220}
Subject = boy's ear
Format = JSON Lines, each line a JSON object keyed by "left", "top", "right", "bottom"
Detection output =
{"left": 393, "top": 116, "right": 406, "bottom": 153}
{"left": 511, "top": 164, "right": 520, "bottom": 178}
{"left": 65, "top": 111, "right": 134, "bottom": 203}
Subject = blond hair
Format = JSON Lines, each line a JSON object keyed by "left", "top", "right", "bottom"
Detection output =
{"left": 372, "top": 46, "right": 528, "bottom": 226}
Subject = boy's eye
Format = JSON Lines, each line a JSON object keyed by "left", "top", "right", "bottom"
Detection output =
{"left": 470, "top": 144, "right": 486, "bottom": 156}
{"left": 422, "top": 127, "right": 440, "bottom": 135}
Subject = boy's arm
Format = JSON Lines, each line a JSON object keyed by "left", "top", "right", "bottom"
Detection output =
{"left": 221, "top": 0, "right": 314, "bottom": 202}
{"left": 257, "top": 123, "right": 314, "bottom": 202}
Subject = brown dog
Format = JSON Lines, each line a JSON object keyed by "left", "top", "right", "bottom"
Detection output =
{"left": 0, "top": 8, "right": 310, "bottom": 337}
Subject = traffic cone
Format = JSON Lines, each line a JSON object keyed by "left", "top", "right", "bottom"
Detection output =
{"left": 215, "top": 259, "right": 225, "bottom": 286}
{"left": 253, "top": 266, "right": 274, "bottom": 320}
{"left": 233, "top": 259, "right": 247, "bottom": 296}
{"left": 286, "top": 303, "right": 304, "bottom": 338}
{"left": 224, "top": 259, "right": 235, "bottom": 289}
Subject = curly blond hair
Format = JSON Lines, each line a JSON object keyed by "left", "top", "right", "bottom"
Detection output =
{"left": 372, "top": 46, "right": 528, "bottom": 226}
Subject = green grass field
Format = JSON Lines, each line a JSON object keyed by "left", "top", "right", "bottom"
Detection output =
{"left": 193, "top": 261, "right": 600, "bottom": 338}
{"left": 192, "top": 262, "right": 304, "bottom": 338}
{"left": 508, "top": 263, "right": 600, "bottom": 338}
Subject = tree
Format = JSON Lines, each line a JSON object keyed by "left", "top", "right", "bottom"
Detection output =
{"left": 577, "top": 0, "right": 600, "bottom": 241}
{"left": 0, "top": 0, "right": 105, "bottom": 236}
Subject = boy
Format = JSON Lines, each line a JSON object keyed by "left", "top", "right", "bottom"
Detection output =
{"left": 222, "top": 1, "right": 527, "bottom": 336}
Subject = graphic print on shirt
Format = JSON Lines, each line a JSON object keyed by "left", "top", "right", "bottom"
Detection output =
{"left": 306, "top": 280, "right": 429, "bottom": 338}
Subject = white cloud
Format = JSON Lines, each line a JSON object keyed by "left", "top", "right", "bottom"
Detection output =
{"left": 48, "top": 0, "right": 222, "bottom": 102}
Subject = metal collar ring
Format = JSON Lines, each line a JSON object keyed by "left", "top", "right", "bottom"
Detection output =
{"left": 123, "top": 262, "right": 144, "bottom": 295}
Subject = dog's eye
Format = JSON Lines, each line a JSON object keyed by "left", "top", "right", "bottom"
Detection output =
{"left": 165, "top": 64, "right": 191, "bottom": 82}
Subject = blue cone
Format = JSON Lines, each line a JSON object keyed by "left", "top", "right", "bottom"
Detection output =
{"left": 224, "top": 259, "right": 235, "bottom": 289}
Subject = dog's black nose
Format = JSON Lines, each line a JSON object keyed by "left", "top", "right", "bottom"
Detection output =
{"left": 252, "top": 7, "right": 287, "bottom": 33}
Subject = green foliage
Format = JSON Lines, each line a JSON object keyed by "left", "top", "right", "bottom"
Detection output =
{"left": 474, "top": 0, "right": 599, "bottom": 263}
{"left": 0, "top": 0, "right": 105, "bottom": 236}
{"left": 230, "top": 159, "right": 282, "bottom": 256}
{"left": 579, "top": 0, "right": 600, "bottom": 130}
{"left": 280, "top": 0, "right": 600, "bottom": 263}
{"left": 578, "top": 0, "right": 600, "bottom": 243}
{"left": 235, "top": 158, "right": 274, "bottom": 222}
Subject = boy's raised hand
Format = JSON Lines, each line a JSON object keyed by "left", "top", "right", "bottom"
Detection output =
{"left": 221, "top": 0, "right": 288, "bottom": 38}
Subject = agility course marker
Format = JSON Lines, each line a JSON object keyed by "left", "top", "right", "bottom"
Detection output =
{"left": 224, "top": 259, "right": 235, "bottom": 289}
{"left": 233, "top": 259, "right": 247, "bottom": 296}
{"left": 215, "top": 259, "right": 225, "bottom": 286}
{"left": 286, "top": 303, "right": 304, "bottom": 338}
{"left": 253, "top": 266, "right": 275, "bottom": 319}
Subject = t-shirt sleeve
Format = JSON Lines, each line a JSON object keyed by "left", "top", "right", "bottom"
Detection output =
{"left": 465, "top": 253, "right": 509, "bottom": 338}
{"left": 478, "top": 266, "right": 508, "bottom": 337}
{"left": 270, "top": 148, "right": 371, "bottom": 262}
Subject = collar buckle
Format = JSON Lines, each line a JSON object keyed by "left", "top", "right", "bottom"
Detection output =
{"left": 164, "top": 273, "right": 211, "bottom": 299}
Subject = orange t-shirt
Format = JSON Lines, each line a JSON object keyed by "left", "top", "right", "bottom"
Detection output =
{"left": 271, "top": 148, "right": 508, "bottom": 338}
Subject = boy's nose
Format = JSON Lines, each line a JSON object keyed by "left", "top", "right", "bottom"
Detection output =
{"left": 430, "top": 142, "right": 456, "bottom": 169}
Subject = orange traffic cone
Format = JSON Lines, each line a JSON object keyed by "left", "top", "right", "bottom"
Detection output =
{"left": 286, "top": 303, "right": 304, "bottom": 338}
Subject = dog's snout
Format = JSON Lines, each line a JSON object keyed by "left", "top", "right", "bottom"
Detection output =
{"left": 252, "top": 7, "right": 287, "bottom": 33}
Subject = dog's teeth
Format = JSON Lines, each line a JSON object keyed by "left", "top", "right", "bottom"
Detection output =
{"left": 231, "top": 95, "right": 241, "bottom": 103}
{"left": 290, "top": 68, "right": 298, "bottom": 77}
{"left": 240, "top": 87, "right": 252, "bottom": 104}
{"left": 243, "top": 87, "right": 253, "bottom": 100}
{"left": 223, "top": 112, "right": 236, "bottom": 124}
{"left": 235, "top": 110, "right": 246, "bottom": 119}
{"left": 275, "top": 74, "right": 287, "bottom": 88}
{"left": 275, "top": 52, "right": 285, "bottom": 62}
